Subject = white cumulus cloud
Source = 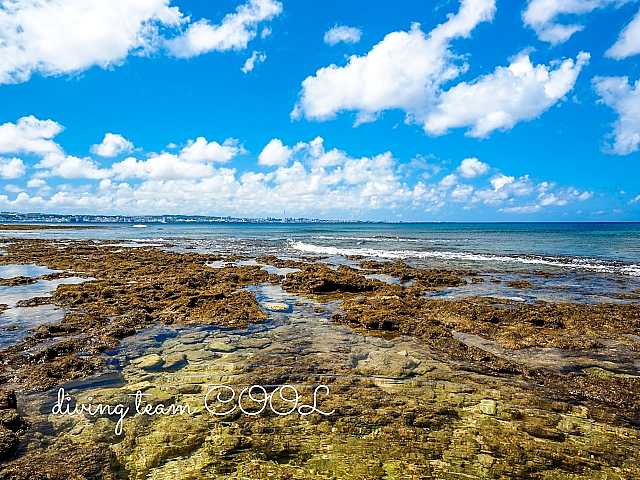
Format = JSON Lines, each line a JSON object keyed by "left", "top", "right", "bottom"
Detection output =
{"left": 0, "top": 158, "right": 26, "bottom": 179}
{"left": 166, "top": 0, "right": 282, "bottom": 58}
{"left": 490, "top": 174, "right": 516, "bottom": 191}
{"left": 0, "top": 116, "right": 598, "bottom": 218}
{"left": 27, "top": 178, "right": 47, "bottom": 188}
{"left": 35, "top": 154, "right": 111, "bottom": 180}
{"left": 439, "top": 174, "right": 458, "bottom": 189}
{"left": 110, "top": 137, "right": 244, "bottom": 180}
{"left": 324, "top": 25, "right": 362, "bottom": 45}
{"left": 0, "top": 0, "right": 284, "bottom": 84}
{"left": 292, "top": 0, "right": 496, "bottom": 125}
{"left": 593, "top": 76, "right": 640, "bottom": 155}
{"left": 90, "top": 133, "right": 134, "bottom": 158}
{"left": 606, "top": 7, "right": 640, "bottom": 59}
{"left": 0, "top": 116, "right": 63, "bottom": 156}
{"left": 0, "top": 0, "right": 185, "bottom": 84}
{"left": 111, "top": 154, "right": 219, "bottom": 180}
{"left": 425, "top": 52, "right": 590, "bottom": 138}
{"left": 179, "top": 137, "right": 244, "bottom": 163}
{"left": 258, "top": 139, "right": 293, "bottom": 166}
{"left": 457, "top": 157, "right": 490, "bottom": 178}
{"left": 522, "top": 0, "right": 635, "bottom": 45}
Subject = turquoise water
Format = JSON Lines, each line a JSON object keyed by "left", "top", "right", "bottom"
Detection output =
{"left": 2, "top": 222, "right": 639, "bottom": 276}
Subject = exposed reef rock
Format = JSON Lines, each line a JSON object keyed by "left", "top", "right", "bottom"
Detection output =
{"left": 0, "top": 390, "right": 27, "bottom": 461}
{"left": 506, "top": 280, "right": 540, "bottom": 289}
{"left": 0, "top": 240, "right": 271, "bottom": 391}
{"left": 282, "top": 263, "right": 381, "bottom": 294}
{"left": 359, "top": 259, "right": 472, "bottom": 288}
{"left": 0, "top": 277, "right": 37, "bottom": 287}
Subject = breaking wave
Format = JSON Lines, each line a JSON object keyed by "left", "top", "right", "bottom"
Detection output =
{"left": 290, "top": 241, "right": 640, "bottom": 277}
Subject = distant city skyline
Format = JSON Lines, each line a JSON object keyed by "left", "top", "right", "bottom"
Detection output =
{"left": 0, "top": 0, "right": 639, "bottom": 221}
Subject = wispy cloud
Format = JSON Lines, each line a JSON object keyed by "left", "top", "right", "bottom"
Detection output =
{"left": 324, "top": 25, "right": 362, "bottom": 45}
{"left": 607, "top": 7, "right": 640, "bottom": 59}
{"left": 241, "top": 50, "right": 267, "bottom": 73}
{"left": 522, "top": 0, "right": 634, "bottom": 45}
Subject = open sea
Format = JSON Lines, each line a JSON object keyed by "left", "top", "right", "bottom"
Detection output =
{"left": 3, "top": 221, "right": 639, "bottom": 276}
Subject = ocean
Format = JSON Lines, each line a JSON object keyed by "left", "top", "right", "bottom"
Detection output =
{"left": 4, "top": 222, "right": 639, "bottom": 276}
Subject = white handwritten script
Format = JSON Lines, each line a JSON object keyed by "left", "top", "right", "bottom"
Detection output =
{"left": 52, "top": 384, "right": 335, "bottom": 435}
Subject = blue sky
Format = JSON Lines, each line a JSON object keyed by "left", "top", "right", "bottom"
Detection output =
{"left": 0, "top": 0, "right": 638, "bottom": 221}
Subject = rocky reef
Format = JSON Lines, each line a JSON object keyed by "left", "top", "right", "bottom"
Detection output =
{"left": 0, "top": 240, "right": 639, "bottom": 478}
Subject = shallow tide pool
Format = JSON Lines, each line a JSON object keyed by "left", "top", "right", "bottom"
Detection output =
{"left": 6, "top": 281, "right": 640, "bottom": 479}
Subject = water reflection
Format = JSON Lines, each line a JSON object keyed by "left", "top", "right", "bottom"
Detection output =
{"left": 0, "top": 264, "right": 59, "bottom": 278}
{"left": 0, "top": 277, "right": 89, "bottom": 308}
{"left": 0, "top": 305, "right": 68, "bottom": 348}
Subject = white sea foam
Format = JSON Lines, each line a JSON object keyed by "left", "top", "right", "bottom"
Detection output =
{"left": 308, "top": 235, "right": 461, "bottom": 243}
{"left": 290, "top": 241, "right": 640, "bottom": 276}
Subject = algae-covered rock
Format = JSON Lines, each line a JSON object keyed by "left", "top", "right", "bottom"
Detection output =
{"left": 206, "top": 340, "right": 237, "bottom": 352}
{"left": 0, "top": 445, "right": 118, "bottom": 479}
{"left": 130, "top": 354, "right": 164, "bottom": 370}
{"left": 162, "top": 352, "right": 187, "bottom": 370}
{"left": 479, "top": 399, "right": 497, "bottom": 415}
{"left": 0, "top": 426, "right": 18, "bottom": 461}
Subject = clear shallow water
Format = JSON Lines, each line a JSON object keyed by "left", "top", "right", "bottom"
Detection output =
{"left": 0, "top": 263, "right": 91, "bottom": 346}
{"left": 0, "top": 305, "right": 68, "bottom": 348}
{"left": 0, "top": 277, "right": 89, "bottom": 308}
{"left": 13, "top": 283, "right": 640, "bottom": 479}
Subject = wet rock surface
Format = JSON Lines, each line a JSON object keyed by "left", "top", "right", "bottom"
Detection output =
{"left": 282, "top": 263, "right": 382, "bottom": 295}
{"left": 506, "top": 280, "right": 540, "bottom": 289}
{"left": 332, "top": 287, "right": 640, "bottom": 426}
{"left": 0, "top": 391, "right": 27, "bottom": 462}
{"left": 0, "top": 278, "right": 36, "bottom": 287}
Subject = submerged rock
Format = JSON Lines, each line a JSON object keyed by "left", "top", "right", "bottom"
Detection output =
{"left": 0, "top": 445, "right": 119, "bottom": 479}
{"left": 263, "top": 302, "right": 289, "bottom": 311}
{"left": 131, "top": 354, "right": 164, "bottom": 370}
{"left": 479, "top": 399, "right": 497, "bottom": 415}
{"left": 206, "top": 340, "right": 237, "bottom": 352}
{"left": 162, "top": 352, "right": 187, "bottom": 370}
